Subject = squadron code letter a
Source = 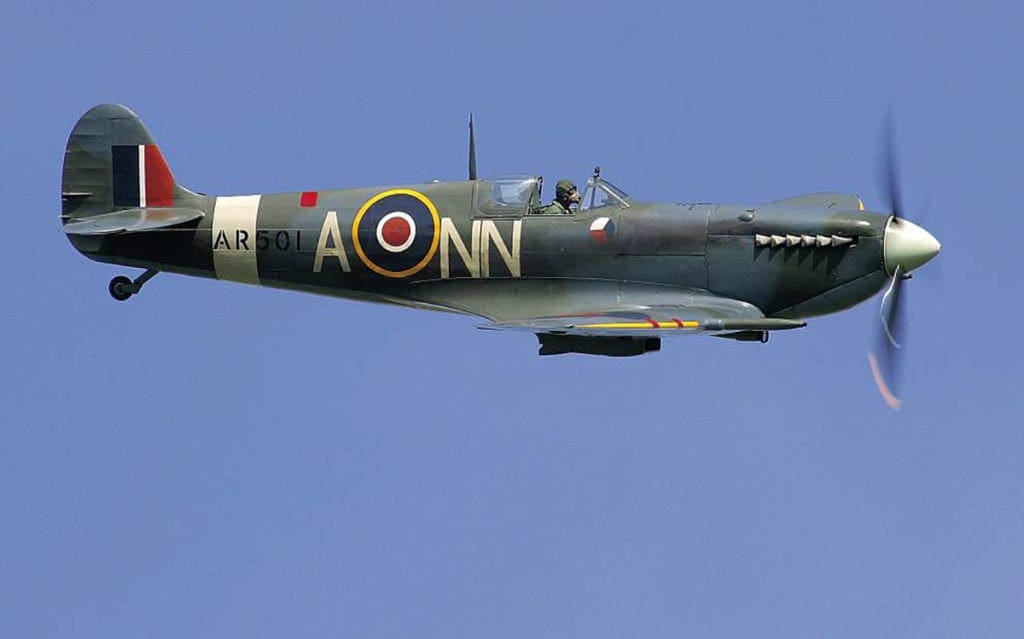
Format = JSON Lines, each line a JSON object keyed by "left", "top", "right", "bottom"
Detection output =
{"left": 313, "top": 211, "right": 351, "bottom": 273}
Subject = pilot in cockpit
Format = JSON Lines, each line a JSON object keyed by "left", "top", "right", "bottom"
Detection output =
{"left": 540, "top": 179, "right": 581, "bottom": 215}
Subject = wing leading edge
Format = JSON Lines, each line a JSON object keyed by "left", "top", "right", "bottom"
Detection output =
{"left": 480, "top": 298, "right": 806, "bottom": 356}
{"left": 481, "top": 303, "right": 804, "bottom": 338}
{"left": 479, "top": 299, "right": 806, "bottom": 356}
{"left": 482, "top": 311, "right": 804, "bottom": 337}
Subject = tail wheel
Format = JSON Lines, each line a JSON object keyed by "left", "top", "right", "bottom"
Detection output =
{"left": 109, "top": 275, "right": 133, "bottom": 301}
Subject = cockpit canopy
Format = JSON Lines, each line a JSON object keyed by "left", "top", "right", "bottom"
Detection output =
{"left": 580, "top": 174, "right": 630, "bottom": 210}
{"left": 473, "top": 172, "right": 631, "bottom": 216}
{"left": 475, "top": 175, "right": 541, "bottom": 216}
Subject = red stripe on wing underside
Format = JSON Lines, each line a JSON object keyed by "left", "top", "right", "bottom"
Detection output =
{"left": 144, "top": 145, "right": 174, "bottom": 207}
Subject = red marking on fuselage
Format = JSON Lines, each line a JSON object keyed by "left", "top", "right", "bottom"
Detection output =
{"left": 673, "top": 319, "right": 684, "bottom": 328}
{"left": 647, "top": 318, "right": 659, "bottom": 328}
{"left": 144, "top": 145, "right": 174, "bottom": 207}
{"left": 300, "top": 191, "right": 318, "bottom": 207}
{"left": 381, "top": 217, "right": 411, "bottom": 247}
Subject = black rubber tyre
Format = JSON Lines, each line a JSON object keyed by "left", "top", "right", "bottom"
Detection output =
{"left": 109, "top": 275, "right": 133, "bottom": 301}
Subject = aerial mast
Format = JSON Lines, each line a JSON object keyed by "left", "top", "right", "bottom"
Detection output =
{"left": 468, "top": 114, "right": 478, "bottom": 181}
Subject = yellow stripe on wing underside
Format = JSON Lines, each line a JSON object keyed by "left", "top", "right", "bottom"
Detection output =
{"left": 577, "top": 320, "right": 700, "bottom": 329}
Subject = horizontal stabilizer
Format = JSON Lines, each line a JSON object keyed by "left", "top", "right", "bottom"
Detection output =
{"left": 61, "top": 207, "right": 204, "bottom": 236}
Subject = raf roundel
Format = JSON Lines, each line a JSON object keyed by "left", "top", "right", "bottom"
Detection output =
{"left": 376, "top": 211, "right": 416, "bottom": 252}
{"left": 352, "top": 189, "right": 440, "bottom": 277}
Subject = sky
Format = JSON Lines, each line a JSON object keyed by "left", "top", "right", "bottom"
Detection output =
{"left": 2, "top": 0, "right": 1023, "bottom": 636}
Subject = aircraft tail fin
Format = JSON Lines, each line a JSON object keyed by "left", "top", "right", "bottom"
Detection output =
{"left": 61, "top": 104, "right": 203, "bottom": 224}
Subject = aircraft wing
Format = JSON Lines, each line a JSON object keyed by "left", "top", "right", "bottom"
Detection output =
{"left": 480, "top": 300, "right": 805, "bottom": 338}
{"left": 480, "top": 296, "right": 805, "bottom": 356}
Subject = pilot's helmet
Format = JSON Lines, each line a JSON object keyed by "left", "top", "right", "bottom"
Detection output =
{"left": 556, "top": 179, "right": 577, "bottom": 201}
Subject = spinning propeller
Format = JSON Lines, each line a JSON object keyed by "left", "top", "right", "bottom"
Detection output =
{"left": 868, "top": 115, "right": 941, "bottom": 409}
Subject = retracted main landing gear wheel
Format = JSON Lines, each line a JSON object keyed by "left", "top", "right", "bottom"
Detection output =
{"left": 108, "top": 275, "right": 134, "bottom": 301}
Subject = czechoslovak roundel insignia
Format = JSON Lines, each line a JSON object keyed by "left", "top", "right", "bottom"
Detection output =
{"left": 352, "top": 189, "right": 440, "bottom": 277}
{"left": 589, "top": 216, "right": 615, "bottom": 243}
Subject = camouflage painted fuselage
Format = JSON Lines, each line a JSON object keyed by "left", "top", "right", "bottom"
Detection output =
{"left": 63, "top": 104, "right": 892, "bottom": 340}
{"left": 69, "top": 181, "right": 890, "bottom": 321}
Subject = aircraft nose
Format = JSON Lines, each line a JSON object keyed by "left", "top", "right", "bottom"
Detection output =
{"left": 883, "top": 217, "right": 941, "bottom": 274}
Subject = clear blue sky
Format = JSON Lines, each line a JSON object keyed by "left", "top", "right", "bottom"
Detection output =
{"left": 2, "top": 1, "right": 1022, "bottom": 636}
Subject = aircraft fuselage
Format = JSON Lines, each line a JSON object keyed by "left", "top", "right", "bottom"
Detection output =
{"left": 69, "top": 180, "right": 891, "bottom": 322}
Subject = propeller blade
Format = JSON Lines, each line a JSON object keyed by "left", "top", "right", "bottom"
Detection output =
{"left": 878, "top": 110, "right": 905, "bottom": 219}
{"left": 868, "top": 267, "right": 906, "bottom": 409}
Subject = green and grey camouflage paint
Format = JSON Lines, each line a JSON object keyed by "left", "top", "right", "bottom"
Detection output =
{"left": 62, "top": 104, "right": 913, "bottom": 356}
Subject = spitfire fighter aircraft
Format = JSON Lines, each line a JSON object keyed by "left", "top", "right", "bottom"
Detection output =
{"left": 62, "top": 105, "right": 940, "bottom": 408}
